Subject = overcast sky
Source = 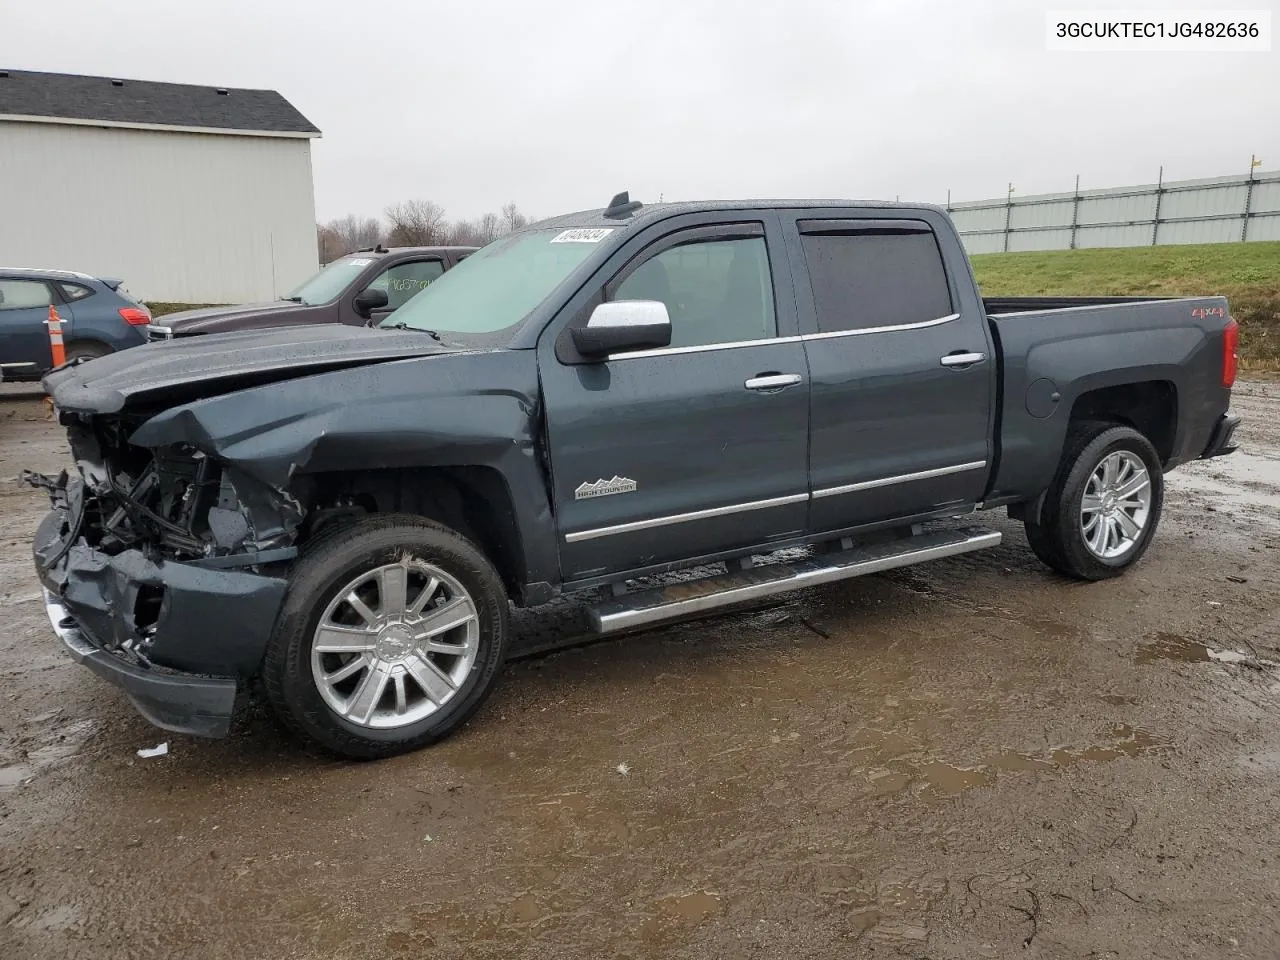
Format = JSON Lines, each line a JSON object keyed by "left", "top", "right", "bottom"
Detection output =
{"left": 4, "top": 0, "right": 1278, "bottom": 223}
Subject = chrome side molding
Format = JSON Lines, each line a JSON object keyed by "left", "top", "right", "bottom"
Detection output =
{"left": 812, "top": 461, "right": 987, "bottom": 499}
{"left": 564, "top": 492, "right": 809, "bottom": 543}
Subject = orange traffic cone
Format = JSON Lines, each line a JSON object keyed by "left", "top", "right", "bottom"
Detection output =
{"left": 45, "top": 305, "right": 66, "bottom": 367}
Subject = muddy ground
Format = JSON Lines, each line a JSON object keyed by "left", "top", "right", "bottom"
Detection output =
{"left": 1, "top": 383, "right": 1279, "bottom": 960}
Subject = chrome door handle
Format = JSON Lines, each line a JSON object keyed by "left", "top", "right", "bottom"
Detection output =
{"left": 745, "top": 373, "right": 803, "bottom": 391}
{"left": 939, "top": 352, "right": 986, "bottom": 368}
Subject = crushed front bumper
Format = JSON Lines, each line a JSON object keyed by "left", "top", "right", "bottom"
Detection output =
{"left": 32, "top": 483, "right": 289, "bottom": 738}
{"left": 42, "top": 588, "right": 239, "bottom": 737}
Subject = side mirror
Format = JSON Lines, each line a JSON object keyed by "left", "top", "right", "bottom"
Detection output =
{"left": 572, "top": 301, "right": 672, "bottom": 359}
{"left": 353, "top": 287, "right": 390, "bottom": 319}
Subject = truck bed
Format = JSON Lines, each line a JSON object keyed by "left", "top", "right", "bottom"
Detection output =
{"left": 983, "top": 295, "right": 1173, "bottom": 315}
{"left": 985, "top": 294, "right": 1232, "bottom": 505}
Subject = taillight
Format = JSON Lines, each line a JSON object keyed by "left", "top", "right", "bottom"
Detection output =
{"left": 1222, "top": 318, "right": 1239, "bottom": 388}
{"left": 119, "top": 307, "right": 151, "bottom": 326}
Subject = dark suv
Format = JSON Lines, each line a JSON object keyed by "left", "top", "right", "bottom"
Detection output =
{"left": 0, "top": 268, "right": 150, "bottom": 379}
{"left": 148, "top": 246, "right": 477, "bottom": 340}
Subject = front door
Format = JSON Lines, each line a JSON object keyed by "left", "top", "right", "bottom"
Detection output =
{"left": 0, "top": 278, "right": 59, "bottom": 373}
{"left": 540, "top": 219, "right": 811, "bottom": 581}
{"left": 348, "top": 258, "right": 446, "bottom": 325}
{"left": 781, "top": 213, "right": 995, "bottom": 532}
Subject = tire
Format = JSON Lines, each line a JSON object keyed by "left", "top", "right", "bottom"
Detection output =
{"left": 1023, "top": 514, "right": 1064, "bottom": 571}
{"left": 64, "top": 341, "right": 112, "bottom": 364}
{"left": 262, "top": 514, "right": 510, "bottom": 759}
{"left": 1023, "top": 423, "right": 1164, "bottom": 581}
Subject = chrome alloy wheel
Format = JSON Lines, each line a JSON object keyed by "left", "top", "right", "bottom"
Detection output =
{"left": 310, "top": 560, "right": 479, "bottom": 728}
{"left": 1079, "top": 450, "right": 1153, "bottom": 561}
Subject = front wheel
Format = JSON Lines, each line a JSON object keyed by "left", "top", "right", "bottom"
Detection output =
{"left": 262, "top": 515, "right": 510, "bottom": 759}
{"left": 1024, "top": 424, "right": 1164, "bottom": 581}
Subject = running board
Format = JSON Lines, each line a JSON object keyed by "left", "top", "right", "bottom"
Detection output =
{"left": 588, "top": 526, "right": 1001, "bottom": 634}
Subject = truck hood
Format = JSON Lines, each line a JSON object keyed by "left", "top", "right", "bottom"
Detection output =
{"left": 154, "top": 301, "right": 303, "bottom": 327}
{"left": 44, "top": 324, "right": 455, "bottom": 414}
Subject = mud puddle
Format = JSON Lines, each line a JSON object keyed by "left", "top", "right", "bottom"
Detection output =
{"left": 1137, "top": 632, "right": 1275, "bottom": 668}
{"left": 1138, "top": 631, "right": 1213, "bottom": 664}
{"left": 872, "top": 723, "right": 1168, "bottom": 798}
{"left": 1168, "top": 450, "right": 1280, "bottom": 523}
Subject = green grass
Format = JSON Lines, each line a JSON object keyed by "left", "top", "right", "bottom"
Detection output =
{"left": 144, "top": 302, "right": 225, "bottom": 317}
{"left": 970, "top": 242, "right": 1280, "bottom": 369}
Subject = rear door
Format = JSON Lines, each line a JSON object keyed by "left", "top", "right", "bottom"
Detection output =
{"left": 0, "top": 278, "right": 58, "bottom": 372}
{"left": 781, "top": 211, "right": 995, "bottom": 532}
{"left": 539, "top": 214, "right": 811, "bottom": 581}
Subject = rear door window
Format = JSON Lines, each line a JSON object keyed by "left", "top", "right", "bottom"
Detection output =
{"left": 798, "top": 222, "right": 953, "bottom": 333}
{"left": 0, "top": 279, "right": 55, "bottom": 310}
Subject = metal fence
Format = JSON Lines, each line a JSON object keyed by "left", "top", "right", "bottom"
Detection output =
{"left": 946, "top": 168, "right": 1280, "bottom": 255}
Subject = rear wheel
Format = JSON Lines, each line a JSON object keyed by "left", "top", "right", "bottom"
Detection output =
{"left": 262, "top": 515, "right": 510, "bottom": 759}
{"left": 1023, "top": 424, "right": 1163, "bottom": 581}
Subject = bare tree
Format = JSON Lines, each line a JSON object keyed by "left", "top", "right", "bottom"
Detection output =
{"left": 385, "top": 200, "right": 448, "bottom": 246}
{"left": 501, "top": 202, "right": 528, "bottom": 234}
{"left": 477, "top": 212, "right": 502, "bottom": 244}
{"left": 318, "top": 200, "right": 533, "bottom": 260}
{"left": 447, "top": 218, "right": 484, "bottom": 246}
{"left": 316, "top": 223, "right": 345, "bottom": 264}
{"left": 324, "top": 214, "right": 383, "bottom": 256}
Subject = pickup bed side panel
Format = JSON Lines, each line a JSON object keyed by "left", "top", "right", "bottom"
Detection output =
{"left": 129, "top": 350, "right": 559, "bottom": 588}
{"left": 988, "top": 298, "right": 1230, "bottom": 502}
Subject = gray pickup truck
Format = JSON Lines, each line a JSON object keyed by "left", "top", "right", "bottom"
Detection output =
{"left": 146, "top": 245, "right": 476, "bottom": 340}
{"left": 29, "top": 194, "right": 1241, "bottom": 759}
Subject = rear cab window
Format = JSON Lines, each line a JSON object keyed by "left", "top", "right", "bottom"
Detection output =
{"left": 797, "top": 220, "right": 954, "bottom": 333}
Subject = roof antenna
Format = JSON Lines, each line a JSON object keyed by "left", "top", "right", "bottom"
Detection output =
{"left": 603, "top": 190, "right": 643, "bottom": 219}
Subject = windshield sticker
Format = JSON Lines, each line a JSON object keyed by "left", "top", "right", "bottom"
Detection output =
{"left": 346, "top": 258, "right": 373, "bottom": 266}
{"left": 550, "top": 229, "right": 615, "bottom": 244}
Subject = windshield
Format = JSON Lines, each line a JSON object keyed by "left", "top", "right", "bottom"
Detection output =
{"left": 284, "top": 255, "right": 376, "bottom": 305}
{"left": 382, "top": 228, "right": 611, "bottom": 334}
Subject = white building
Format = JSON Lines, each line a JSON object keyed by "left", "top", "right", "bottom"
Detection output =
{"left": 0, "top": 68, "right": 321, "bottom": 304}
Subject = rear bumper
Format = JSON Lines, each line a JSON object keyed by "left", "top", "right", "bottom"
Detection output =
{"left": 1201, "top": 412, "right": 1241, "bottom": 459}
{"left": 32, "top": 487, "right": 288, "bottom": 738}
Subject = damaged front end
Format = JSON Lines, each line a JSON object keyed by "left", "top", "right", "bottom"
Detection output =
{"left": 27, "top": 411, "right": 297, "bottom": 738}
{"left": 34, "top": 411, "right": 304, "bottom": 562}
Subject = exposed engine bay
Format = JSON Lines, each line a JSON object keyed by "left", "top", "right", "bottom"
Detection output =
{"left": 25, "top": 411, "right": 303, "bottom": 567}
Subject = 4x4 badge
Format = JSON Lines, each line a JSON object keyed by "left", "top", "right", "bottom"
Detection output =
{"left": 575, "top": 476, "right": 638, "bottom": 500}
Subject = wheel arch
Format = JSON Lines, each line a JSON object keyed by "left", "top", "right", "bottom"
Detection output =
{"left": 63, "top": 337, "right": 115, "bottom": 357}
{"left": 1009, "top": 377, "right": 1177, "bottom": 526}
{"left": 295, "top": 465, "right": 534, "bottom": 603}
{"left": 1067, "top": 379, "right": 1178, "bottom": 464}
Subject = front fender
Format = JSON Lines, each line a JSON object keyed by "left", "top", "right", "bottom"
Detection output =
{"left": 129, "top": 350, "right": 559, "bottom": 585}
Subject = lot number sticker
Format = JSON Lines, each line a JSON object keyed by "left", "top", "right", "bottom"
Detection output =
{"left": 550, "top": 229, "right": 615, "bottom": 244}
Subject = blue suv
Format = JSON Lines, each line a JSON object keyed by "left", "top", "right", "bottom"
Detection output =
{"left": 0, "top": 268, "right": 150, "bottom": 381}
